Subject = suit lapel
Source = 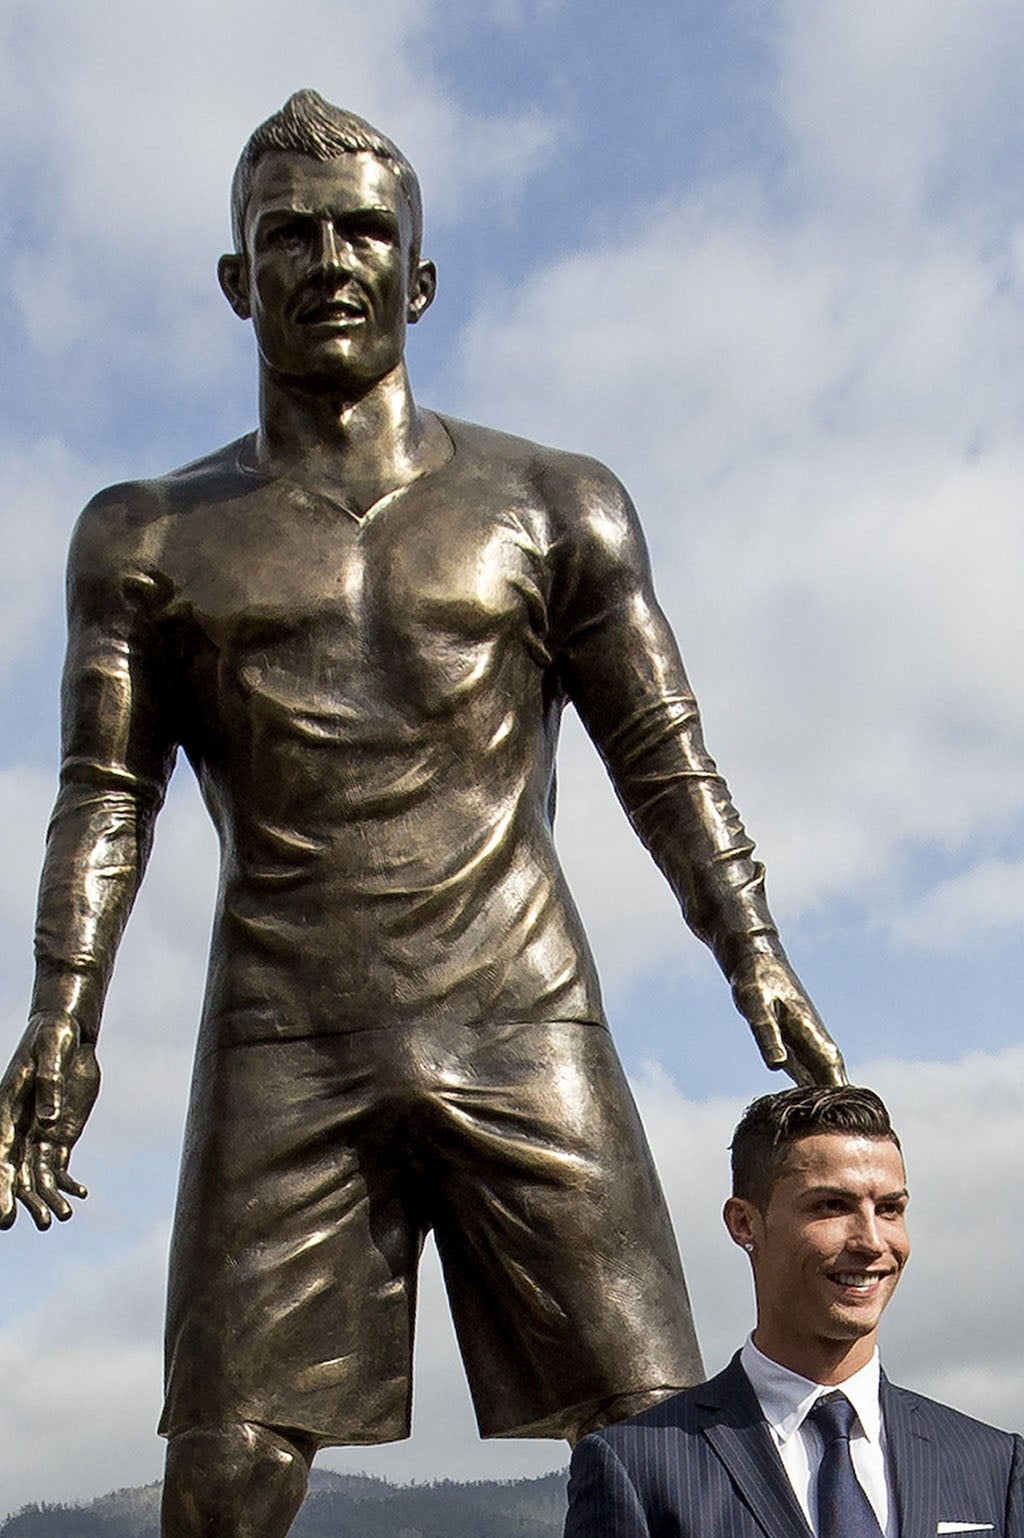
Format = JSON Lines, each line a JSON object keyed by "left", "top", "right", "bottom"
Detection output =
{"left": 697, "top": 1357, "right": 813, "bottom": 1538}
{"left": 882, "top": 1376, "right": 940, "bottom": 1538}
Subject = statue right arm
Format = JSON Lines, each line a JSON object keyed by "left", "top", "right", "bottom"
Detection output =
{"left": 0, "top": 492, "right": 178, "bottom": 1229}
{"left": 548, "top": 459, "right": 844, "bottom": 1088}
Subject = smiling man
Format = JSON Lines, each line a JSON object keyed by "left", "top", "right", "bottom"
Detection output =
{"left": 1, "top": 91, "right": 846, "bottom": 1538}
{"left": 566, "top": 1086, "right": 1023, "bottom": 1538}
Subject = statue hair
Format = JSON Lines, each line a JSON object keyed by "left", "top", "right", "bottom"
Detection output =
{"left": 230, "top": 89, "right": 423, "bottom": 260}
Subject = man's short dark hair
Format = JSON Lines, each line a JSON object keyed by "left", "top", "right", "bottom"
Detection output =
{"left": 230, "top": 89, "right": 423, "bottom": 262}
{"left": 730, "top": 1085, "right": 901, "bottom": 1211}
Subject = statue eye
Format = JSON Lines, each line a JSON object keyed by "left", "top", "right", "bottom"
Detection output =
{"left": 265, "top": 220, "right": 309, "bottom": 251}
{"left": 344, "top": 214, "right": 398, "bottom": 248}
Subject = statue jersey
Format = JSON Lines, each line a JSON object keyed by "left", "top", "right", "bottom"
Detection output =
{"left": 33, "top": 415, "right": 773, "bottom": 1044}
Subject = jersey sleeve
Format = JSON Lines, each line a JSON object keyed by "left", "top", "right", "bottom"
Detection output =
{"left": 550, "top": 464, "right": 785, "bottom": 983}
{"left": 29, "top": 491, "right": 179, "bottom": 1041}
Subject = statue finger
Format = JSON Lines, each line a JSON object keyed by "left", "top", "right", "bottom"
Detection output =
{"left": 55, "top": 1162, "right": 88, "bottom": 1200}
{"left": 32, "top": 1144, "right": 76, "bottom": 1222}
{"left": 52, "top": 1143, "right": 88, "bottom": 1201}
{"left": 0, "top": 1057, "right": 33, "bottom": 1136}
{"left": 0, "top": 1160, "right": 20, "bottom": 1229}
{"left": 16, "top": 1157, "right": 53, "bottom": 1231}
{"left": 781, "top": 1051, "right": 816, "bottom": 1087}
{"left": 789, "top": 1027, "right": 846, "bottom": 1086}
{"left": 747, "top": 1004, "right": 787, "bottom": 1069}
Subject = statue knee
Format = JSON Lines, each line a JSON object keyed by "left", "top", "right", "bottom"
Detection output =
{"left": 162, "top": 1421, "right": 314, "bottom": 1538}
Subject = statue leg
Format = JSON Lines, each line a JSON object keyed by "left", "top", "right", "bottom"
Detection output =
{"left": 161, "top": 1421, "right": 316, "bottom": 1538}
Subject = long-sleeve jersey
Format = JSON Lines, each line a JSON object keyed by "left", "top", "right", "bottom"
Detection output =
{"left": 31, "top": 413, "right": 781, "bottom": 1047}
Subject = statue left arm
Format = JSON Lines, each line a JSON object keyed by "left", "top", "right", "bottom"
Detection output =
{"left": 1, "top": 487, "right": 178, "bottom": 1229}
{"left": 552, "top": 464, "right": 845, "bottom": 1087}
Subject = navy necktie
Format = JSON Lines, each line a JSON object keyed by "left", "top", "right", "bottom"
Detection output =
{"left": 806, "top": 1391, "right": 884, "bottom": 1538}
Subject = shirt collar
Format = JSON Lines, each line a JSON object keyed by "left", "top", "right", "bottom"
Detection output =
{"left": 740, "top": 1335, "right": 883, "bottom": 1447}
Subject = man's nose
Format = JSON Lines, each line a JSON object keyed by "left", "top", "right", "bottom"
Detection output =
{"left": 847, "top": 1205, "right": 884, "bottom": 1254}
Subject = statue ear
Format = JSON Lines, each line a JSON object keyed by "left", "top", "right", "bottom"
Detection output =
{"left": 407, "top": 259, "right": 436, "bottom": 324}
{"left": 218, "top": 254, "right": 251, "bottom": 320}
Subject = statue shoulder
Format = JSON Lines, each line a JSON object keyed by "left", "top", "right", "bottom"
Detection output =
{"left": 69, "top": 437, "right": 248, "bottom": 577}
{"left": 436, "top": 412, "right": 634, "bottom": 520}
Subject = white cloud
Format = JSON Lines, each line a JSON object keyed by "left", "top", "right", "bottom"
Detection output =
{"left": 0, "top": 438, "right": 97, "bottom": 688}
{"left": 777, "top": 0, "right": 1024, "bottom": 213}
{"left": 0, "top": 768, "right": 54, "bottom": 926}
{"left": 0, "top": 1225, "right": 169, "bottom": 1517}
{"left": 856, "top": 1048, "right": 1024, "bottom": 1431}
{"left": 888, "top": 856, "right": 1024, "bottom": 952}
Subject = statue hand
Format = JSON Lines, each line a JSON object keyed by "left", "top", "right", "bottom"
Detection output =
{"left": 0, "top": 1013, "right": 100, "bottom": 1230}
{"left": 730, "top": 951, "right": 846, "bottom": 1087}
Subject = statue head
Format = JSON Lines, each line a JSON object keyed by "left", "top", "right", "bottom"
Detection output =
{"left": 219, "top": 91, "right": 436, "bottom": 392}
{"left": 230, "top": 90, "right": 424, "bottom": 265}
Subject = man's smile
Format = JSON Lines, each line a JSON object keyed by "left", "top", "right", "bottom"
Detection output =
{"left": 827, "top": 1266, "right": 898, "bottom": 1295}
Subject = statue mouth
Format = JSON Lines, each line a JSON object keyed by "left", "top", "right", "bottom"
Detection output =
{"left": 297, "top": 295, "right": 366, "bottom": 325}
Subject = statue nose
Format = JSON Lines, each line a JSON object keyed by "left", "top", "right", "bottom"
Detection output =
{"left": 316, "top": 222, "right": 348, "bottom": 272}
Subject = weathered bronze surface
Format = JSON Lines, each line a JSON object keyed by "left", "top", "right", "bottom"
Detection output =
{"left": 0, "top": 91, "right": 844, "bottom": 1536}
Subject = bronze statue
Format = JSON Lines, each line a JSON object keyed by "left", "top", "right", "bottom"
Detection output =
{"left": 0, "top": 92, "right": 844, "bottom": 1538}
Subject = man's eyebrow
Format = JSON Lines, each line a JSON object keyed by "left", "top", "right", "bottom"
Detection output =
{"left": 799, "top": 1183, "right": 909, "bottom": 1202}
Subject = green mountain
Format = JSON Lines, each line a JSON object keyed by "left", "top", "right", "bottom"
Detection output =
{"left": 1, "top": 1469, "right": 569, "bottom": 1538}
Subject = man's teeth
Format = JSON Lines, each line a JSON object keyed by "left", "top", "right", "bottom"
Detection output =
{"left": 833, "top": 1273, "right": 879, "bottom": 1289}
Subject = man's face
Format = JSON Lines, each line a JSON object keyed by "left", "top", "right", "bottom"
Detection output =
{"left": 221, "top": 150, "right": 434, "bottom": 394}
{"left": 725, "top": 1133, "right": 910, "bottom": 1379}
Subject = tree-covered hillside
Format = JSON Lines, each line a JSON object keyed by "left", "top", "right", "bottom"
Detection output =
{"left": 1, "top": 1469, "right": 568, "bottom": 1538}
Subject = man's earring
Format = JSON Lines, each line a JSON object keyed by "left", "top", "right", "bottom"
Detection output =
{"left": 744, "top": 1242, "right": 754, "bottom": 1253}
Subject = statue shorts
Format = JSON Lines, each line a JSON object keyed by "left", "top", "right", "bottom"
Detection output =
{"left": 159, "top": 1018, "right": 702, "bottom": 1444}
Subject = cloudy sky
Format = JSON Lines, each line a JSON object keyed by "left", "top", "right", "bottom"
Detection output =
{"left": 1, "top": 0, "right": 1023, "bottom": 1517}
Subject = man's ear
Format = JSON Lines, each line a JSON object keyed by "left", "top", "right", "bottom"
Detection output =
{"left": 218, "top": 253, "right": 251, "bottom": 320}
{"left": 407, "top": 259, "right": 437, "bottom": 324}
{"left": 723, "top": 1196, "right": 760, "bottom": 1254}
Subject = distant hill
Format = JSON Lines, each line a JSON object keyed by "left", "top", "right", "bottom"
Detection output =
{"left": 0, "top": 1468, "right": 569, "bottom": 1538}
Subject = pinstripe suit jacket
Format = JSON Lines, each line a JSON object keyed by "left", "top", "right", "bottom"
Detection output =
{"left": 565, "top": 1355, "right": 1023, "bottom": 1538}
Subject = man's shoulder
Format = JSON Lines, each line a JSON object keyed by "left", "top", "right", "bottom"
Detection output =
{"left": 883, "top": 1376, "right": 1022, "bottom": 1455}
{"left": 591, "top": 1357, "right": 755, "bottom": 1450}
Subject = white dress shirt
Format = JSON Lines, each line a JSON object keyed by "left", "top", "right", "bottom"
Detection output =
{"left": 740, "top": 1336, "right": 895, "bottom": 1537}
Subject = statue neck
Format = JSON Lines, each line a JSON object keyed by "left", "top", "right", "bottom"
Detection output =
{"left": 253, "top": 364, "right": 442, "bottom": 515}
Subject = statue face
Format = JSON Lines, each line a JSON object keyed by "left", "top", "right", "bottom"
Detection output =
{"left": 226, "top": 150, "right": 433, "bottom": 393}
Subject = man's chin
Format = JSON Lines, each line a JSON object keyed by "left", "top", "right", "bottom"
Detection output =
{"left": 822, "top": 1303, "right": 886, "bottom": 1342}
